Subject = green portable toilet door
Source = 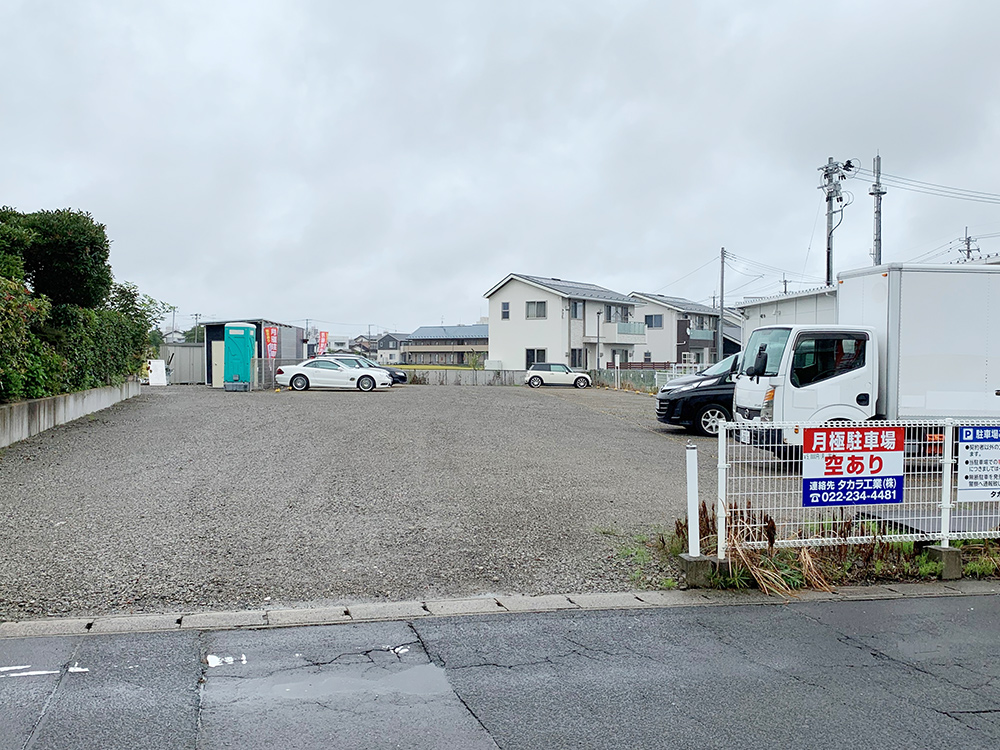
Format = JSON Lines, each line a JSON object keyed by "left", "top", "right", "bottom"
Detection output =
{"left": 224, "top": 325, "right": 255, "bottom": 384}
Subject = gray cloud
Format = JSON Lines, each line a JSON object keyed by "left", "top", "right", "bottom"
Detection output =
{"left": 3, "top": 0, "right": 999, "bottom": 333}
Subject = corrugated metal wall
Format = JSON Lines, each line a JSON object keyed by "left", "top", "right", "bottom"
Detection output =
{"left": 161, "top": 344, "right": 206, "bottom": 384}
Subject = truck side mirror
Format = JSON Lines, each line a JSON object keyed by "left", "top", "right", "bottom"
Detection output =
{"left": 747, "top": 347, "right": 768, "bottom": 381}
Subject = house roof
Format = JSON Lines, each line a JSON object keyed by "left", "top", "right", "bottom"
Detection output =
{"left": 629, "top": 292, "right": 719, "bottom": 316}
{"left": 734, "top": 286, "right": 836, "bottom": 308}
{"left": 484, "top": 274, "right": 634, "bottom": 304}
{"left": 200, "top": 318, "right": 290, "bottom": 328}
{"left": 407, "top": 324, "right": 489, "bottom": 340}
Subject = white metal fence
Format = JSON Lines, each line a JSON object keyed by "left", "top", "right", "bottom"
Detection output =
{"left": 251, "top": 359, "right": 526, "bottom": 390}
{"left": 654, "top": 364, "right": 703, "bottom": 389}
{"left": 713, "top": 420, "right": 1000, "bottom": 559}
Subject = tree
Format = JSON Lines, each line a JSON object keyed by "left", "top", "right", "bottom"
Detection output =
{"left": 0, "top": 206, "right": 34, "bottom": 282}
{"left": 183, "top": 325, "right": 205, "bottom": 343}
{"left": 105, "top": 281, "right": 169, "bottom": 366}
{"left": 466, "top": 349, "right": 485, "bottom": 370}
{"left": 16, "top": 208, "right": 114, "bottom": 308}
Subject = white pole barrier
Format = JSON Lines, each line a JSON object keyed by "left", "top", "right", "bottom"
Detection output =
{"left": 686, "top": 442, "right": 700, "bottom": 557}
{"left": 717, "top": 421, "right": 728, "bottom": 561}
{"left": 941, "top": 419, "right": 954, "bottom": 547}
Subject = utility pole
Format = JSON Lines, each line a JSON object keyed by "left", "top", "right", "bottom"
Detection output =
{"left": 870, "top": 154, "right": 886, "bottom": 265}
{"left": 819, "top": 157, "right": 841, "bottom": 287}
{"left": 962, "top": 227, "right": 978, "bottom": 260}
{"left": 192, "top": 313, "right": 201, "bottom": 343}
{"left": 716, "top": 247, "right": 725, "bottom": 363}
{"left": 595, "top": 310, "right": 602, "bottom": 370}
{"left": 782, "top": 274, "right": 789, "bottom": 294}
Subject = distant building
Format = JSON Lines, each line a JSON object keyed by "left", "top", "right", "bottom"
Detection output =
{"left": 163, "top": 329, "right": 186, "bottom": 344}
{"left": 402, "top": 325, "right": 489, "bottom": 366}
{"left": 629, "top": 292, "right": 740, "bottom": 365}
{"left": 733, "top": 287, "right": 837, "bottom": 347}
{"left": 351, "top": 335, "right": 374, "bottom": 355}
{"left": 376, "top": 332, "right": 409, "bottom": 364}
{"left": 484, "top": 273, "right": 645, "bottom": 370}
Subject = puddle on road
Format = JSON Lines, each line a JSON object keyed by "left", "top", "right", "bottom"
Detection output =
{"left": 206, "top": 654, "right": 247, "bottom": 668}
{"left": 270, "top": 663, "right": 451, "bottom": 699}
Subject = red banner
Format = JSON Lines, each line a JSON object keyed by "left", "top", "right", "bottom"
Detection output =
{"left": 318, "top": 331, "right": 328, "bottom": 354}
{"left": 263, "top": 326, "right": 278, "bottom": 359}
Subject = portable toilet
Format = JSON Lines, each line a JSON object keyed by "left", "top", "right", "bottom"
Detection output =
{"left": 223, "top": 322, "right": 256, "bottom": 391}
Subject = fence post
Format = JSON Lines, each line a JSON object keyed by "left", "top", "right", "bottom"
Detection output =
{"left": 717, "top": 421, "right": 728, "bottom": 561}
{"left": 940, "top": 419, "right": 954, "bottom": 547}
{"left": 686, "top": 442, "right": 700, "bottom": 557}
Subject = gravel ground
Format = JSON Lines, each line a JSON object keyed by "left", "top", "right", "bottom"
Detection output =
{"left": 0, "top": 384, "right": 720, "bottom": 620}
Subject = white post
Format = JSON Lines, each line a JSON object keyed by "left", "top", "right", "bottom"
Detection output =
{"left": 940, "top": 419, "right": 954, "bottom": 547}
{"left": 686, "top": 442, "right": 700, "bottom": 557}
{"left": 717, "top": 420, "right": 728, "bottom": 561}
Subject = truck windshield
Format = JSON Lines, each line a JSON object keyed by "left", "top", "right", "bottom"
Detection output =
{"left": 699, "top": 353, "right": 738, "bottom": 377}
{"left": 742, "top": 328, "right": 791, "bottom": 377}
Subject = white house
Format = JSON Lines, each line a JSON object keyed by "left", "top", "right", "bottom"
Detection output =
{"left": 163, "top": 329, "right": 186, "bottom": 344}
{"left": 733, "top": 287, "right": 837, "bottom": 347}
{"left": 629, "top": 292, "right": 741, "bottom": 365}
{"left": 484, "top": 274, "right": 645, "bottom": 370}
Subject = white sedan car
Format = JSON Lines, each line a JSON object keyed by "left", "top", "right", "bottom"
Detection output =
{"left": 276, "top": 359, "right": 392, "bottom": 392}
{"left": 524, "top": 363, "right": 592, "bottom": 389}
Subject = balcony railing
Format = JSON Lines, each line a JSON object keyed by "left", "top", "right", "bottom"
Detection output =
{"left": 615, "top": 321, "right": 645, "bottom": 336}
{"left": 582, "top": 321, "right": 646, "bottom": 345}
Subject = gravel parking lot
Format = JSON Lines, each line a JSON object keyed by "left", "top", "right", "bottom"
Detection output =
{"left": 0, "top": 384, "right": 719, "bottom": 620}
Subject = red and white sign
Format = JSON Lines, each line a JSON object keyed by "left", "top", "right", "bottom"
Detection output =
{"left": 263, "top": 326, "right": 279, "bottom": 359}
{"left": 802, "top": 426, "right": 905, "bottom": 507}
{"left": 317, "top": 331, "right": 328, "bottom": 354}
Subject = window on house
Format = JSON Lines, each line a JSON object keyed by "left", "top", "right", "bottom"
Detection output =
{"left": 501, "top": 302, "right": 510, "bottom": 320}
{"left": 644, "top": 314, "right": 663, "bottom": 329}
{"left": 525, "top": 349, "right": 546, "bottom": 368}
{"left": 570, "top": 301, "right": 583, "bottom": 319}
{"left": 644, "top": 351, "right": 652, "bottom": 363}
{"left": 390, "top": 341, "right": 397, "bottom": 348}
{"left": 526, "top": 301, "right": 547, "bottom": 319}
{"left": 604, "top": 304, "right": 630, "bottom": 323}
{"left": 571, "top": 348, "right": 584, "bottom": 368}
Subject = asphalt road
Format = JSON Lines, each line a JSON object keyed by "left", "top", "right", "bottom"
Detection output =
{"left": 0, "top": 384, "right": 718, "bottom": 620}
{"left": 2, "top": 595, "right": 998, "bottom": 749}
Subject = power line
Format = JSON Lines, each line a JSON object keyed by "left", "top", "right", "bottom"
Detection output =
{"left": 651, "top": 257, "right": 717, "bottom": 292}
{"left": 725, "top": 252, "right": 824, "bottom": 282}
{"left": 852, "top": 168, "right": 1000, "bottom": 204}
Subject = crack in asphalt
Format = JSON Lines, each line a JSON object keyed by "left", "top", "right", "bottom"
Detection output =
{"left": 20, "top": 639, "right": 85, "bottom": 750}
{"left": 789, "top": 606, "right": 1000, "bottom": 731}
{"left": 409, "top": 622, "right": 501, "bottom": 749}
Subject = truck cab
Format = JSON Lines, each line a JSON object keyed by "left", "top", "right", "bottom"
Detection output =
{"left": 733, "top": 325, "right": 878, "bottom": 445}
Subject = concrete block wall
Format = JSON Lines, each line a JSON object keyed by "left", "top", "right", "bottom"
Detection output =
{"left": 0, "top": 382, "right": 140, "bottom": 449}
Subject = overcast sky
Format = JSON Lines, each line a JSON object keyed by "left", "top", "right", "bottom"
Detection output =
{"left": 3, "top": 0, "right": 1000, "bottom": 336}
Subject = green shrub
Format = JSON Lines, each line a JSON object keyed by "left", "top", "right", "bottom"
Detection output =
{"left": 964, "top": 558, "right": 998, "bottom": 578}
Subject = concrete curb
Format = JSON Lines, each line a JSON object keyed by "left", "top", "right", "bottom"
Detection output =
{"left": 1, "top": 581, "right": 997, "bottom": 639}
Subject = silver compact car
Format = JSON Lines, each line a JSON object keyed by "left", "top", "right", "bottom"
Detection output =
{"left": 525, "top": 363, "right": 592, "bottom": 389}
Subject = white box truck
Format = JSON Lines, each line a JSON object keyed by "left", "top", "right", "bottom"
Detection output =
{"left": 733, "top": 263, "right": 1000, "bottom": 445}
